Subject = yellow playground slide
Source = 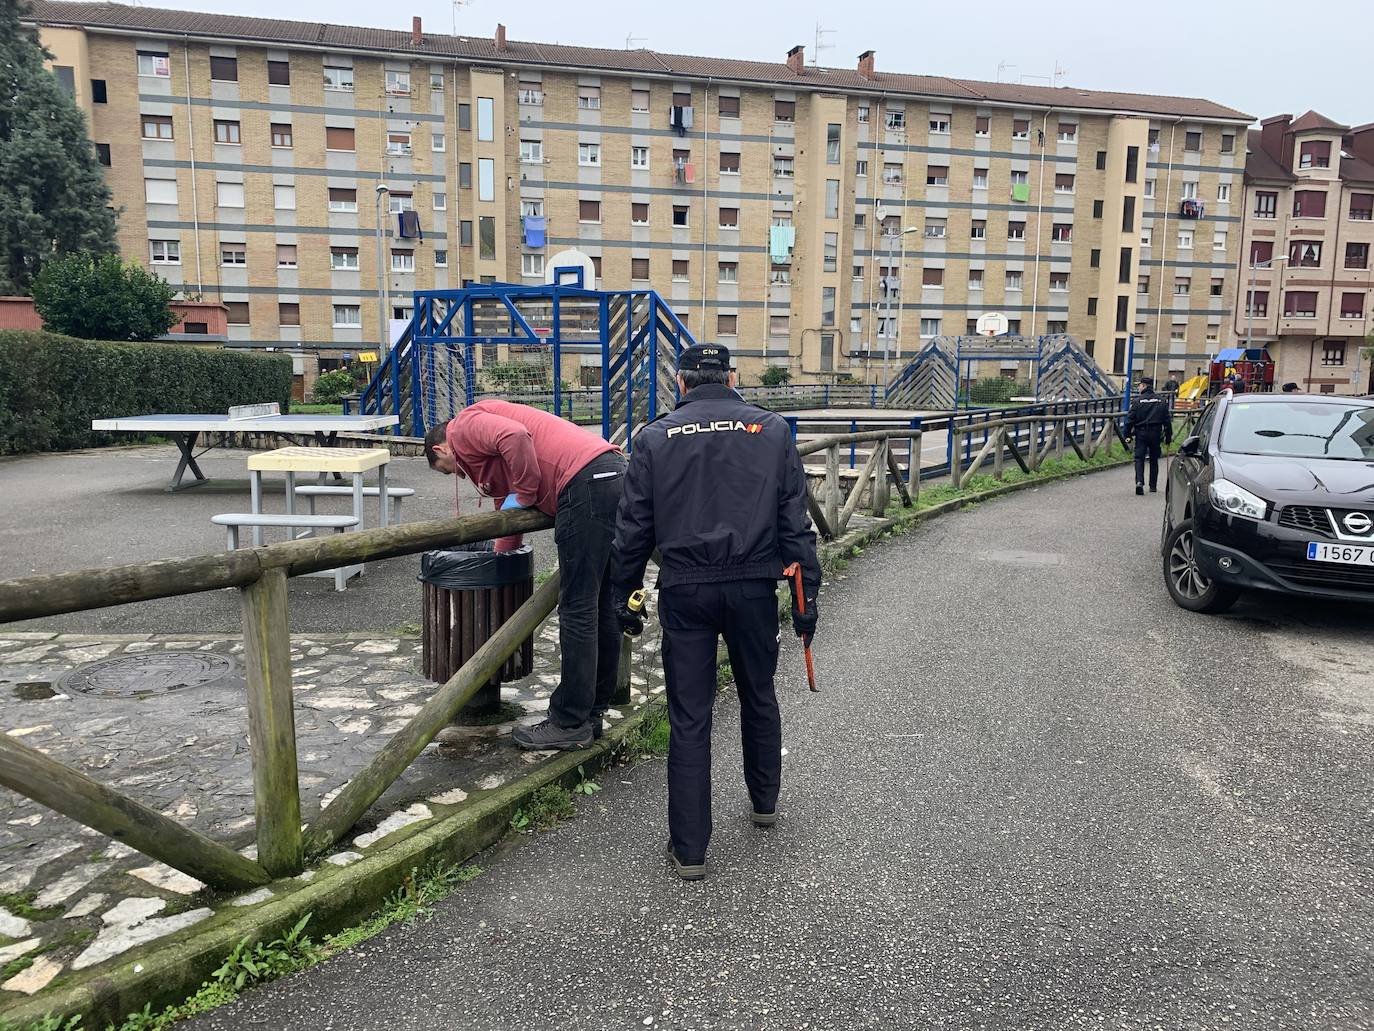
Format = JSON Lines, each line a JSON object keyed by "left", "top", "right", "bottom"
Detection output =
{"left": 1177, "top": 373, "right": 1209, "bottom": 402}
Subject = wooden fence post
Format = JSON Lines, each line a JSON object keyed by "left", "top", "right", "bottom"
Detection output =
{"left": 824, "top": 445, "right": 841, "bottom": 533}
{"left": 907, "top": 431, "right": 921, "bottom": 503}
{"left": 871, "top": 439, "right": 890, "bottom": 515}
{"left": 240, "top": 568, "right": 304, "bottom": 877}
{"left": 951, "top": 429, "right": 963, "bottom": 488}
{"left": 993, "top": 426, "right": 1005, "bottom": 479}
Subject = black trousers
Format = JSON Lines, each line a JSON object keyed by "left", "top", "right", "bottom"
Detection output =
{"left": 659, "top": 579, "right": 782, "bottom": 863}
{"left": 1133, "top": 429, "right": 1163, "bottom": 489}
{"left": 548, "top": 452, "right": 626, "bottom": 729}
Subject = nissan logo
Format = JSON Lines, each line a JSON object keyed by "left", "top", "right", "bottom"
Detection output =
{"left": 1343, "top": 512, "right": 1373, "bottom": 535}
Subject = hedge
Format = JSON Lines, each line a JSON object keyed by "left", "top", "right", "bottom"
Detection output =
{"left": 0, "top": 330, "right": 293, "bottom": 455}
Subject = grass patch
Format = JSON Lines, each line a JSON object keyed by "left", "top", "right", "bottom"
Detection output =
{"left": 289, "top": 403, "right": 345, "bottom": 415}
{"left": 716, "top": 661, "right": 734, "bottom": 688}
{"left": 510, "top": 784, "right": 576, "bottom": 833}
{"left": 0, "top": 892, "right": 64, "bottom": 923}
{"left": 619, "top": 703, "right": 670, "bottom": 759}
{"left": 392, "top": 621, "right": 422, "bottom": 637}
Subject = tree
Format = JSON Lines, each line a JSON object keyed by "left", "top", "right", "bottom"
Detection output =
{"left": 32, "top": 253, "right": 178, "bottom": 340}
{"left": 760, "top": 366, "right": 792, "bottom": 387}
{"left": 312, "top": 369, "right": 357, "bottom": 405}
{"left": 0, "top": 0, "right": 118, "bottom": 293}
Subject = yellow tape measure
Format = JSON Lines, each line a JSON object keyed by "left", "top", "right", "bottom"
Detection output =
{"left": 628, "top": 589, "right": 646, "bottom": 614}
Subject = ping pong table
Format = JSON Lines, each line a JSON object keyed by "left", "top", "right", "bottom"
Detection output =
{"left": 90, "top": 412, "right": 401, "bottom": 490}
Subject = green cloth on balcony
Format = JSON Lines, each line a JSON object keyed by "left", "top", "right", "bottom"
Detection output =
{"left": 1011, "top": 182, "right": 1031, "bottom": 203}
{"left": 769, "top": 224, "right": 795, "bottom": 264}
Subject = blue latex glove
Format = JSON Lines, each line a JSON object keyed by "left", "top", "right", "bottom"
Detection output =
{"left": 500, "top": 493, "right": 525, "bottom": 510}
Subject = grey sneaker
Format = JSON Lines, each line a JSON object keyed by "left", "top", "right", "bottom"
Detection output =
{"left": 667, "top": 845, "right": 706, "bottom": 881}
{"left": 511, "top": 719, "right": 593, "bottom": 751}
{"left": 751, "top": 810, "right": 777, "bottom": 828}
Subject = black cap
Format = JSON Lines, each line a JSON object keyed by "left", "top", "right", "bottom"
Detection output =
{"left": 1139, "top": 376, "right": 1154, "bottom": 388}
{"left": 678, "top": 344, "right": 731, "bottom": 371}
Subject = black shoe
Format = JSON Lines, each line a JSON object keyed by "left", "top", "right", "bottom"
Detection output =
{"left": 667, "top": 844, "right": 706, "bottom": 881}
{"left": 511, "top": 719, "right": 593, "bottom": 751}
{"left": 1149, "top": 485, "right": 1158, "bottom": 493}
{"left": 591, "top": 709, "right": 607, "bottom": 740}
{"left": 751, "top": 810, "right": 777, "bottom": 828}
{"left": 1135, "top": 484, "right": 1144, "bottom": 496}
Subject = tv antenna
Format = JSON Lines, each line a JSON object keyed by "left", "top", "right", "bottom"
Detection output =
{"left": 996, "top": 60, "right": 1016, "bottom": 83}
{"left": 451, "top": 0, "right": 475, "bottom": 35}
{"left": 625, "top": 33, "right": 646, "bottom": 49}
{"left": 1053, "top": 61, "right": 1068, "bottom": 86}
{"left": 811, "top": 23, "right": 835, "bottom": 66}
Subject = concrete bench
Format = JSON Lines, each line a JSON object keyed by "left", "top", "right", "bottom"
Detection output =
{"left": 293, "top": 485, "right": 415, "bottom": 523}
{"left": 211, "top": 513, "right": 359, "bottom": 591}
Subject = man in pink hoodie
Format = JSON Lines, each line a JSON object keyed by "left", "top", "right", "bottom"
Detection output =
{"left": 425, "top": 401, "right": 625, "bottom": 750}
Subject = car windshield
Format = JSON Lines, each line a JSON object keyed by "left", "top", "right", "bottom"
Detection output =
{"left": 1220, "top": 400, "right": 1374, "bottom": 460}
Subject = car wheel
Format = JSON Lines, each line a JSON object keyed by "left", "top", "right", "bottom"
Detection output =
{"left": 1163, "top": 518, "right": 1240, "bottom": 614}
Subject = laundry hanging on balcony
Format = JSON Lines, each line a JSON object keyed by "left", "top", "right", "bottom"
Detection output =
{"left": 1179, "top": 199, "right": 1205, "bottom": 219}
{"left": 670, "top": 105, "right": 694, "bottom": 137}
{"left": 522, "top": 215, "right": 546, "bottom": 248}
{"left": 673, "top": 157, "right": 695, "bottom": 184}
{"left": 1010, "top": 182, "right": 1031, "bottom": 203}
{"left": 769, "top": 224, "right": 795, "bottom": 264}
{"left": 397, "top": 210, "right": 423, "bottom": 240}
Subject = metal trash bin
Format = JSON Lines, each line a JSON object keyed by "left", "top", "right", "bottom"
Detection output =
{"left": 418, "top": 543, "right": 535, "bottom": 715}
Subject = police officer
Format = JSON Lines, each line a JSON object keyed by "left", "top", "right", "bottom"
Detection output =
{"left": 1122, "top": 375, "right": 1173, "bottom": 496}
{"left": 612, "top": 344, "right": 821, "bottom": 881}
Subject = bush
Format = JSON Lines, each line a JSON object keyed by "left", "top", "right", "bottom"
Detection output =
{"left": 760, "top": 366, "right": 792, "bottom": 387}
{"left": 0, "top": 330, "right": 292, "bottom": 455}
{"left": 312, "top": 369, "right": 357, "bottom": 404}
{"left": 32, "top": 253, "right": 179, "bottom": 341}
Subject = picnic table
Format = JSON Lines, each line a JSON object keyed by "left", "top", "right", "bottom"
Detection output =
{"left": 90, "top": 409, "right": 400, "bottom": 490}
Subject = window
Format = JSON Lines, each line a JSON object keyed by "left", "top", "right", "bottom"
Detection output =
{"left": 1115, "top": 296, "right": 1129, "bottom": 332}
{"left": 149, "top": 240, "right": 180, "bottom": 264}
{"left": 1290, "top": 240, "right": 1323, "bottom": 267}
{"left": 968, "top": 269, "right": 984, "bottom": 290}
{"left": 973, "top": 168, "right": 988, "bottom": 189}
{"left": 275, "top": 244, "right": 297, "bottom": 268}
{"left": 851, "top": 264, "right": 863, "bottom": 280}
{"left": 773, "top": 156, "right": 795, "bottom": 177}
{"left": 1341, "top": 293, "right": 1364, "bottom": 319}
{"left": 1087, "top": 297, "right": 1098, "bottom": 315}
{"left": 433, "top": 192, "right": 447, "bottom": 211}
{"left": 433, "top": 249, "right": 448, "bottom": 267}
{"left": 1180, "top": 130, "right": 1200, "bottom": 152}
{"left": 823, "top": 233, "right": 837, "bottom": 272}
{"left": 924, "top": 218, "right": 946, "bottom": 239}
{"left": 515, "top": 84, "right": 542, "bottom": 108}
{"left": 1210, "top": 278, "right": 1224, "bottom": 297}
{"left": 1181, "top": 181, "right": 1198, "bottom": 200}
{"left": 1138, "top": 275, "right": 1150, "bottom": 294}
{"left": 385, "top": 70, "right": 410, "bottom": 95}
{"left": 827, "top": 124, "right": 842, "bottom": 164}
{"left": 877, "top": 317, "right": 896, "bottom": 338}
{"left": 327, "top": 187, "right": 356, "bottom": 212}
{"left": 1007, "top": 221, "right": 1025, "bottom": 241}
{"left": 225, "top": 301, "right": 250, "bottom": 325}
{"left": 457, "top": 103, "right": 472, "bottom": 131}
{"left": 1006, "top": 271, "right": 1023, "bottom": 290}
{"left": 141, "top": 114, "right": 176, "bottom": 142}
{"left": 1051, "top": 223, "right": 1072, "bottom": 242}
{"left": 144, "top": 177, "right": 177, "bottom": 205}
{"left": 1243, "top": 290, "right": 1268, "bottom": 317}
{"left": 881, "top": 215, "right": 901, "bottom": 236}
{"left": 512, "top": 252, "right": 541, "bottom": 278}
{"left": 821, "top": 287, "right": 835, "bottom": 326}
{"left": 459, "top": 221, "right": 473, "bottom": 247}
{"left": 1012, "top": 118, "right": 1029, "bottom": 139}
{"left": 430, "top": 131, "right": 446, "bottom": 153}
{"left": 268, "top": 122, "right": 292, "bottom": 148}
{"left": 769, "top": 315, "right": 790, "bottom": 337}
{"left": 458, "top": 163, "right": 471, "bottom": 189}
{"left": 672, "top": 259, "right": 689, "bottom": 281}
{"left": 775, "top": 99, "right": 796, "bottom": 122}
{"left": 325, "top": 126, "right": 355, "bottom": 151}
{"left": 673, "top": 205, "right": 689, "bottom": 227}
{"left": 329, "top": 247, "right": 359, "bottom": 270}
{"left": 622, "top": 201, "right": 646, "bottom": 225}
{"left": 212, "top": 119, "right": 240, "bottom": 145}
{"left": 1095, "top": 150, "right": 1108, "bottom": 171}
{"left": 209, "top": 55, "right": 237, "bottom": 82}
{"left": 1219, "top": 133, "right": 1234, "bottom": 155}
{"left": 479, "top": 216, "right": 496, "bottom": 259}
{"left": 478, "top": 159, "right": 494, "bottom": 201}
{"left": 885, "top": 109, "right": 906, "bottom": 131}
{"left": 1116, "top": 247, "right": 1130, "bottom": 282}
{"left": 717, "top": 314, "right": 737, "bottom": 336}
{"left": 1213, "top": 229, "right": 1227, "bottom": 252}
{"left": 1122, "top": 196, "right": 1136, "bottom": 232}
{"left": 975, "top": 115, "right": 990, "bottom": 137}
{"left": 920, "top": 318, "right": 942, "bottom": 336}
{"left": 578, "top": 143, "right": 600, "bottom": 167}
{"left": 720, "top": 151, "right": 741, "bottom": 174}
{"left": 1144, "top": 178, "right": 1156, "bottom": 199}
{"left": 922, "top": 268, "right": 943, "bottom": 287}
{"left": 1177, "top": 228, "right": 1192, "bottom": 250}
{"left": 825, "top": 181, "right": 839, "bottom": 219}
{"left": 1174, "top": 276, "right": 1191, "bottom": 296}
{"left": 216, "top": 181, "right": 244, "bottom": 208}
{"left": 1254, "top": 191, "right": 1277, "bottom": 219}
{"left": 854, "top": 159, "right": 868, "bottom": 178}
{"left": 323, "top": 65, "right": 353, "bottom": 91}
{"left": 577, "top": 86, "right": 600, "bottom": 111}
{"left": 926, "top": 165, "right": 948, "bottom": 186}
{"left": 579, "top": 199, "right": 601, "bottom": 223}
{"left": 1057, "top": 122, "right": 1077, "bottom": 142}
{"left": 1323, "top": 340, "right": 1347, "bottom": 365}
{"left": 719, "top": 261, "right": 738, "bottom": 283}
{"left": 88, "top": 79, "right": 108, "bottom": 105}
{"left": 1010, "top": 170, "right": 1028, "bottom": 186}
{"left": 333, "top": 305, "right": 361, "bottom": 327}
{"left": 970, "top": 219, "right": 986, "bottom": 240}
{"left": 1047, "top": 321, "right": 1068, "bottom": 335}
{"left": 1346, "top": 242, "right": 1370, "bottom": 269}
{"left": 95, "top": 143, "right": 111, "bottom": 167}
{"left": 1170, "top": 328, "right": 1186, "bottom": 342}
{"left": 520, "top": 139, "right": 543, "bottom": 163}
{"left": 1050, "top": 272, "right": 1069, "bottom": 291}
{"left": 882, "top": 162, "right": 904, "bottom": 185}
{"left": 1293, "top": 191, "right": 1326, "bottom": 218}
{"left": 719, "top": 207, "right": 739, "bottom": 229}
{"left": 137, "top": 52, "right": 170, "bottom": 78}
{"left": 386, "top": 132, "right": 412, "bottom": 156}
{"left": 1351, "top": 194, "right": 1374, "bottom": 220}
{"left": 477, "top": 97, "right": 494, "bottom": 140}
{"left": 1283, "top": 291, "right": 1318, "bottom": 317}
{"left": 274, "top": 302, "right": 299, "bottom": 327}
{"left": 929, "top": 117, "right": 950, "bottom": 134}
{"left": 1299, "top": 140, "right": 1332, "bottom": 169}
{"left": 1054, "top": 173, "right": 1074, "bottom": 193}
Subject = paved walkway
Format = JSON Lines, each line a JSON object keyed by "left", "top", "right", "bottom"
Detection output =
{"left": 188, "top": 466, "right": 1374, "bottom": 1030}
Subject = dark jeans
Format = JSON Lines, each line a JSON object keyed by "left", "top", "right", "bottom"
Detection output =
{"left": 659, "top": 579, "right": 782, "bottom": 863}
{"left": 1134, "top": 429, "right": 1163, "bottom": 488}
{"left": 548, "top": 451, "right": 626, "bottom": 729}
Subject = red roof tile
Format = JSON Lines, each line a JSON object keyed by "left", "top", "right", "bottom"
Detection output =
{"left": 1289, "top": 110, "right": 1348, "bottom": 134}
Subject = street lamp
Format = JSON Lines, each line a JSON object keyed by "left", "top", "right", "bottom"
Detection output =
{"left": 374, "top": 184, "right": 391, "bottom": 351}
{"left": 881, "top": 225, "right": 922, "bottom": 386}
{"left": 1245, "top": 254, "right": 1287, "bottom": 347}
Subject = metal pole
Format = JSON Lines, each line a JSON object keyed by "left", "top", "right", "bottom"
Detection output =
{"left": 375, "top": 184, "right": 390, "bottom": 352}
{"left": 1245, "top": 260, "right": 1255, "bottom": 347}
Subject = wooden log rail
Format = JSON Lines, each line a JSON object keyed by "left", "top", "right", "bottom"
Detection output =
{"left": 0, "top": 508, "right": 556, "bottom": 889}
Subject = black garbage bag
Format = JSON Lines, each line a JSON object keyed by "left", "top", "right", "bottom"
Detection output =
{"left": 418, "top": 544, "right": 534, "bottom": 588}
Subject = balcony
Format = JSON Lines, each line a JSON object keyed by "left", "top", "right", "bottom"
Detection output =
{"left": 1179, "top": 199, "right": 1205, "bottom": 219}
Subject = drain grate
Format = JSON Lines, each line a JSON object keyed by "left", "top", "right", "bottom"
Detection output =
{"left": 56, "top": 652, "right": 237, "bottom": 699}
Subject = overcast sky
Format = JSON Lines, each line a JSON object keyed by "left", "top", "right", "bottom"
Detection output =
{"left": 178, "top": 0, "right": 1368, "bottom": 127}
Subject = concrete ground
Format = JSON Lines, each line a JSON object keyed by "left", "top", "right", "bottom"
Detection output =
{"left": 187, "top": 465, "right": 1374, "bottom": 1030}
{"left": 0, "top": 444, "right": 557, "bottom": 634}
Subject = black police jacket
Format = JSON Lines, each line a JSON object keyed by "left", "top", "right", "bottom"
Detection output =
{"left": 612, "top": 383, "right": 822, "bottom": 597}
{"left": 1123, "top": 388, "right": 1173, "bottom": 442}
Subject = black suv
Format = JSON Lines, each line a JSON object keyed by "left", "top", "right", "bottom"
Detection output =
{"left": 1161, "top": 392, "right": 1374, "bottom": 613}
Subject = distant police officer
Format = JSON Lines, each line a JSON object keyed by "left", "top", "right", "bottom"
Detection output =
{"left": 1122, "top": 376, "right": 1173, "bottom": 496}
{"left": 612, "top": 344, "right": 821, "bottom": 881}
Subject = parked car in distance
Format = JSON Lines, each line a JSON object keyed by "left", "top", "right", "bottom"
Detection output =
{"left": 1162, "top": 392, "right": 1374, "bottom": 613}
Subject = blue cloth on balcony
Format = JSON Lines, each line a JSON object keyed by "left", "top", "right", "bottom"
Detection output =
{"left": 769, "top": 224, "right": 795, "bottom": 263}
{"left": 397, "top": 210, "right": 423, "bottom": 240}
{"left": 523, "top": 215, "right": 546, "bottom": 248}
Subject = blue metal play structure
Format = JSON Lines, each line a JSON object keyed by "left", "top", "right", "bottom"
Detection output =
{"left": 352, "top": 271, "right": 695, "bottom": 446}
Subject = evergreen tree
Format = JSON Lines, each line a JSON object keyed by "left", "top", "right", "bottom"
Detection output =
{"left": 32, "top": 253, "right": 178, "bottom": 340}
{"left": 0, "top": 0, "right": 118, "bottom": 293}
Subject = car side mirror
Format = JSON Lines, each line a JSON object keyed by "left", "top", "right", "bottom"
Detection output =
{"left": 1177, "top": 435, "right": 1201, "bottom": 457}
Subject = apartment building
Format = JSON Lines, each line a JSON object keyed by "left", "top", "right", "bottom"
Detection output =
{"left": 26, "top": 1, "right": 1251, "bottom": 386}
{"left": 1236, "top": 112, "right": 1374, "bottom": 394}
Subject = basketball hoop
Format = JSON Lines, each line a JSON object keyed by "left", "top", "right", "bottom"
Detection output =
{"left": 975, "top": 312, "right": 1009, "bottom": 337}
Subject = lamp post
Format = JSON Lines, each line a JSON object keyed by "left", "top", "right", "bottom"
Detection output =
{"left": 375, "top": 184, "right": 391, "bottom": 351}
{"left": 1245, "top": 254, "right": 1287, "bottom": 347}
{"left": 882, "top": 225, "right": 922, "bottom": 386}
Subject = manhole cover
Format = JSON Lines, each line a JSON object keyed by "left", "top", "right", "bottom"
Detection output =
{"left": 57, "top": 652, "right": 237, "bottom": 699}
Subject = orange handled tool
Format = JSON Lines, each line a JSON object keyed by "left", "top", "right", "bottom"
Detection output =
{"left": 782, "top": 562, "right": 818, "bottom": 692}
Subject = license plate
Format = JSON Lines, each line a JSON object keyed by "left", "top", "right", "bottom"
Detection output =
{"left": 1307, "top": 541, "right": 1374, "bottom": 566}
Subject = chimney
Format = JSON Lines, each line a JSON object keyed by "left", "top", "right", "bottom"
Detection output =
{"left": 411, "top": 16, "right": 422, "bottom": 46}
{"left": 1259, "top": 114, "right": 1290, "bottom": 168}
{"left": 495, "top": 23, "right": 507, "bottom": 51}
{"left": 857, "top": 50, "right": 875, "bottom": 80}
{"left": 786, "top": 45, "right": 804, "bottom": 75}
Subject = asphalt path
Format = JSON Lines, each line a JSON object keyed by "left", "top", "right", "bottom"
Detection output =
{"left": 178, "top": 464, "right": 1374, "bottom": 1029}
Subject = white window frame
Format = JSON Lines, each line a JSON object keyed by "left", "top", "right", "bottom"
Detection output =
{"left": 432, "top": 132, "right": 446, "bottom": 153}
{"left": 884, "top": 110, "right": 906, "bottom": 130}
{"left": 1181, "top": 181, "right": 1199, "bottom": 200}
{"left": 1217, "top": 183, "right": 1230, "bottom": 202}
{"left": 720, "top": 152, "right": 741, "bottom": 176}
{"left": 631, "top": 146, "right": 649, "bottom": 170}
{"left": 519, "top": 139, "right": 543, "bottom": 163}
{"left": 773, "top": 157, "right": 795, "bottom": 177}
{"left": 1054, "top": 175, "right": 1074, "bottom": 194}
{"left": 1007, "top": 223, "right": 1025, "bottom": 241}
{"left": 578, "top": 143, "right": 601, "bottom": 167}
{"left": 144, "top": 178, "right": 177, "bottom": 205}
{"left": 1010, "top": 170, "right": 1028, "bottom": 185}
{"left": 386, "top": 132, "right": 412, "bottom": 157}
{"left": 928, "top": 117, "right": 950, "bottom": 134}
{"left": 1141, "top": 227, "right": 1153, "bottom": 247}
{"left": 924, "top": 219, "right": 947, "bottom": 239}
{"left": 1006, "top": 271, "right": 1024, "bottom": 290}
{"left": 215, "top": 181, "right": 244, "bottom": 208}
{"left": 388, "top": 192, "right": 415, "bottom": 214}
{"left": 857, "top": 105, "right": 870, "bottom": 124}
{"left": 882, "top": 163, "right": 904, "bottom": 185}
{"left": 220, "top": 245, "right": 246, "bottom": 267}
{"left": 631, "top": 89, "right": 650, "bottom": 113}
{"left": 390, "top": 250, "right": 415, "bottom": 273}
{"left": 384, "top": 70, "right": 411, "bottom": 96}
{"left": 1213, "top": 230, "right": 1227, "bottom": 252}
{"left": 276, "top": 244, "right": 297, "bottom": 269}
{"left": 521, "top": 253, "right": 545, "bottom": 277}
{"left": 430, "top": 71, "right": 445, "bottom": 92}
{"left": 323, "top": 65, "right": 353, "bottom": 92}
{"left": 137, "top": 53, "right": 171, "bottom": 78}
{"left": 519, "top": 85, "right": 544, "bottom": 106}
{"left": 327, "top": 190, "right": 357, "bottom": 213}
{"left": 329, "top": 249, "right": 360, "bottom": 271}
{"left": 332, "top": 304, "right": 361, "bottom": 327}
{"left": 434, "top": 249, "right": 448, "bottom": 267}
{"left": 477, "top": 158, "right": 494, "bottom": 202}
{"left": 433, "top": 192, "right": 447, "bottom": 211}
{"left": 521, "top": 199, "right": 544, "bottom": 218}
{"left": 1049, "top": 273, "right": 1069, "bottom": 292}
{"left": 718, "top": 262, "right": 738, "bottom": 284}
{"left": 973, "top": 169, "right": 988, "bottom": 190}
{"left": 1057, "top": 124, "right": 1078, "bottom": 142}
{"left": 970, "top": 221, "right": 986, "bottom": 240}
{"left": 577, "top": 87, "right": 601, "bottom": 110}
{"left": 855, "top": 159, "right": 868, "bottom": 177}
{"left": 920, "top": 318, "right": 942, "bottom": 337}
{"left": 148, "top": 240, "right": 180, "bottom": 264}
{"left": 1178, "top": 229, "right": 1194, "bottom": 250}
{"left": 1144, "top": 179, "right": 1156, "bottom": 198}
{"left": 968, "top": 270, "right": 984, "bottom": 290}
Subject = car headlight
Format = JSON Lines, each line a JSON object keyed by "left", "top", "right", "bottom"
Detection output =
{"left": 1208, "top": 478, "right": 1267, "bottom": 521}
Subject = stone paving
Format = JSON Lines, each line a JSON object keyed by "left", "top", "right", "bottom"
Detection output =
{"left": 0, "top": 608, "right": 665, "bottom": 1000}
